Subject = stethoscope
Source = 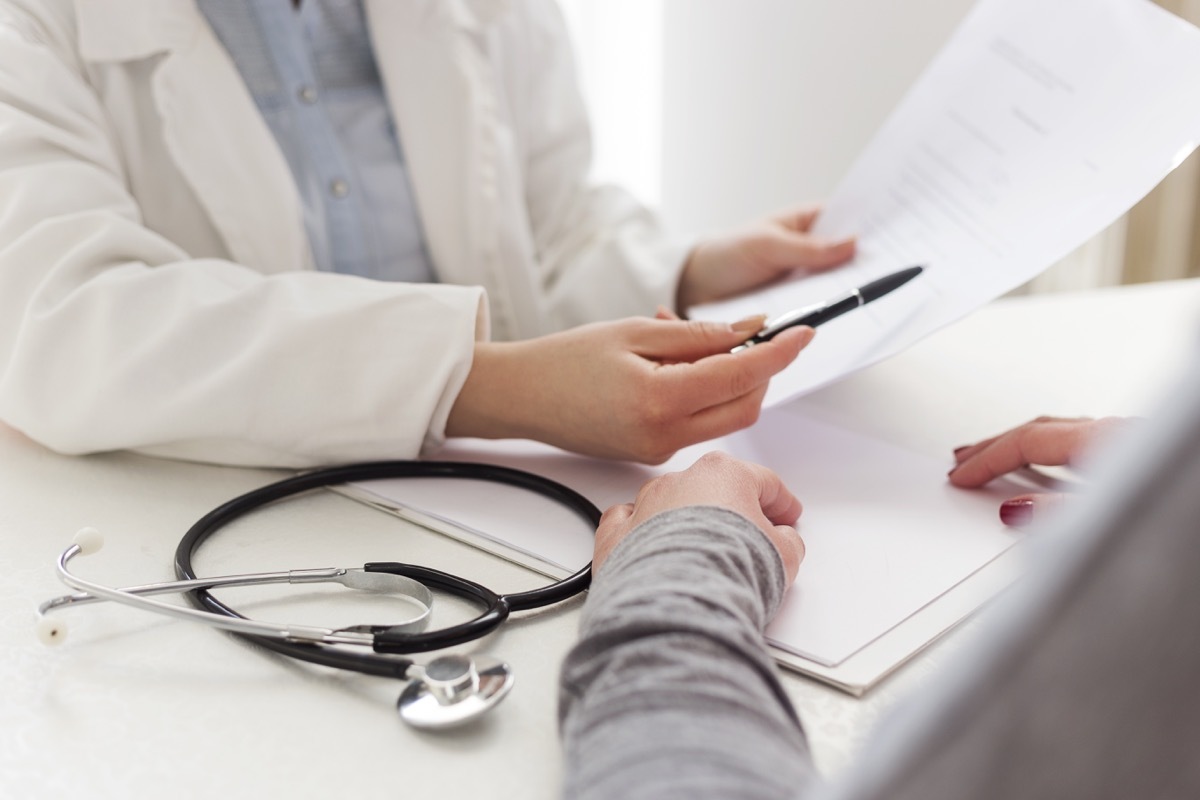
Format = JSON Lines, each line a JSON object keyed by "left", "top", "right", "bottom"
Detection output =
{"left": 36, "top": 461, "right": 600, "bottom": 730}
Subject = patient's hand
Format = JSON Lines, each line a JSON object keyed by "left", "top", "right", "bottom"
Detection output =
{"left": 947, "top": 416, "right": 1131, "bottom": 526}
{"left": 594, "top": 452, "right": 806, "bottom": 579}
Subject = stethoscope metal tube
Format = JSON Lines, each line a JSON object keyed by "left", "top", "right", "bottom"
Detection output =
{"left": 37, "top": 460, "right": 601, "bottom": 729}
{"left": 37, "top": 529, "right": 432, "bottom": 647}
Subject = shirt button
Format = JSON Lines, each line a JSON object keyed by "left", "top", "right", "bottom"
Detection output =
{"left": 298, "top": 85, "right": 319, "bottom": 104}
{"left": 330, "top": 179, "right": 350, "bottom": 198}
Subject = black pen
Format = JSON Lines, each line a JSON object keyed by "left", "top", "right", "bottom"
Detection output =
{"left": 732, "top": 265, "right": 924, "bottom": 352}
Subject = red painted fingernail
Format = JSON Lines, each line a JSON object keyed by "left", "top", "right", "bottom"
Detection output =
{"left": 999, "top": 498, "right": 1035, "bottom": 527}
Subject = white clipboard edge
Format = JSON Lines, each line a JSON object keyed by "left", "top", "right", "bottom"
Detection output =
{"left": 773, "top": 547, "right": 1023, "bottom": 695}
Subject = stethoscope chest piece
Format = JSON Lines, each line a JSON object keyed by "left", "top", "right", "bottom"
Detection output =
{"left": 398, "top": 654, "right": 514, "bottom": 729}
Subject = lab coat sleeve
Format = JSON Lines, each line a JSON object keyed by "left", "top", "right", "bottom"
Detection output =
{"left": 503, "top": 0, "right": 693, "bottom": 329}
{"left": 0, "top": 16, "right": 487, "bottom": 468}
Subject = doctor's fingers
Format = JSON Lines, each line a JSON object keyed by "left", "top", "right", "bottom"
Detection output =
{"left": 773, "top": 205, "right": 823, "bottom": 232}
{"left": 659, "top": 327, "right": 812, "bottom": 416}
{"left": 666, "top": 382, "right": 774, "bottom": 455}
{"left": 755, "top": 224, "right": 856, "bottom": 272}
{"left": 630, "top": 316, "right": 774, "bottom": 362}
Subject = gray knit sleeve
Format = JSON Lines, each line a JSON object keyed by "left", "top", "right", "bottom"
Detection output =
{"left": 558, "top": 506, "right": 815, "bottom": 800}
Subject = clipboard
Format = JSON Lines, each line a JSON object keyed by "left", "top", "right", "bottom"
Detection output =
{"left": 335, "top": 408, "right": 1027, "bottom": 696}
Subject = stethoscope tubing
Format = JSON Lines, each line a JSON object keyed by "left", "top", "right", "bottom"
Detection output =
{"left": 172, "top": 460, "right": 600, "bottom": 677}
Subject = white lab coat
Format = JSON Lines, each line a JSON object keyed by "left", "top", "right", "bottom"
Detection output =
{"left": 0, "top": 0, "right": 685, "bottom": 467}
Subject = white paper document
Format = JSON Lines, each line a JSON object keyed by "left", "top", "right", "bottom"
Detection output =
{"left": 693, "top": 0, "right": 1200, "bottom": 408}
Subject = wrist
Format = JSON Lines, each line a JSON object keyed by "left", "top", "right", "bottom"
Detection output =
{"left": 445, "top": 341, "right": 540, "bottom": 442}
{"left": 676, "top": 243, "right": 709, "bottom": 313}
{"left": 595, "top": 507, "right": 788, "bottom": 621}
{"left": 677, "top": 238, "right": 740, "bottom": 313}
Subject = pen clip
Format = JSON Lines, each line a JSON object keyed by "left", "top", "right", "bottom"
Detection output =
{"left": 759, "top": 301, "right": 827, "bottom": 338}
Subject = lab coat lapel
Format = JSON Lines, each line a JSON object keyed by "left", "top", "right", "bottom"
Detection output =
{"left": 75, "top": 0, "right": 312, "bottom": 274}
{"left": 365, "top": 0, "right": 482, "bottom": 287}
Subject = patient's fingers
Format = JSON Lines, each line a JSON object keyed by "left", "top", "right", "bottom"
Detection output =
{"left": 948, "top": 417, "right": 1113, "bottom": 488}
{"left": 999, "top": 492, "right": 1070, "bottom": 527}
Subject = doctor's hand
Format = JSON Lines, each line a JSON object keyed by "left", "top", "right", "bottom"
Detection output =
{"left": 947, "top": 416, "right": 1131, "bottom": 527}
{"left": 446, "top": 317, "right": 814, "bottom": 465}
{"left": 676, "top": 205, "right": 856, "bottom": 313}
{"left": 592, "top": 452, "right": 805, "bottom": 578}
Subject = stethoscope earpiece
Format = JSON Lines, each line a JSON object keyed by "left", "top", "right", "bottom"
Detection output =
{"left": 73, "top": 526, "right": 104, "bottom": 556}
{"left": 34, "top": 527, "right": 104, "bottom": 646}
{"left": 35, "top": 615, "right": 67, "bottom": 646}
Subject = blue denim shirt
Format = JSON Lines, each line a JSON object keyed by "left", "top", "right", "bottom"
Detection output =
{"left": 198, "top": 0, "right": 436, "bottom": 283}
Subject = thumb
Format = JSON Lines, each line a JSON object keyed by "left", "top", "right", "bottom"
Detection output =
{"left": 654, "top": 305, "right": 682, "bottom": 321}
{"left": 772, "top": 524, "right": 805, "bottom": 581}
{"left": 598, "top": 501, "right": 635, "bottom": 528}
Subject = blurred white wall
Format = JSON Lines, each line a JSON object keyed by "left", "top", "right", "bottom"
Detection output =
{"left": 561, "top": 0, "right": 977, "bottom": 236}
{"left": 558, "top": 1, "right": 664, "bottom": 207}
{"left": 658, "top": 0, "right": 975, "bottom": 237}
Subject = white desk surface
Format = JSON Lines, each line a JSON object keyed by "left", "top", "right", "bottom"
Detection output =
{"left": 2, "top": 279, "right": 1197, "bottom": 799}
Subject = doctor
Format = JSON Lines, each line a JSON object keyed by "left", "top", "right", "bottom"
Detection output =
{"left": 0, "top": 0, "right": 854, "bottom": 468}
